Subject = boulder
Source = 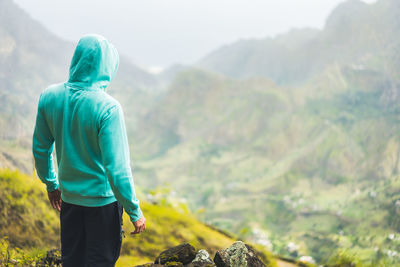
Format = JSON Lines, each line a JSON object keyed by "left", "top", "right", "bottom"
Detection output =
{"left": 213, "top": 241, "right": 265, "bottom": 267}
{"left": 154, "top": 243, "right": 196, "bottom": 265}
{"left": 186, "top": 249, "right": 216, "bottom": 267}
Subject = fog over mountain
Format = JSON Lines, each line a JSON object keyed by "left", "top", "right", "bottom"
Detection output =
{"left": 14, "top": 0, "right": 377, "bottom": 69}
{"left": 198, "top": 0, "right": 398, "bottom": 85}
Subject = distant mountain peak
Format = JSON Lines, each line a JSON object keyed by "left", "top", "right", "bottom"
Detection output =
{"left": 325, "top": 0, "right": 369, "bottom": 29}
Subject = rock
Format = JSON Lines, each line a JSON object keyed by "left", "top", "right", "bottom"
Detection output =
{"left": 154, "top": 243, "right": 196, "bottom": 265}
{"left": 135, "top": 264, "right": 163, "bottom": 267}
{"left": 242, "top": 244, "right": 266, "bottom": 267}
{"left": 40, "top": 249, "right": 62, "bottom": 266}
{"left": 214, "top": 249, "right": 230, "bottom": 267}
{"left": 165, "top": 261, "right": 184, "bottom": 266}
{"left": 187, "top": 249, "right": 216, "bottom": 267}
{"left": 213, "top": 241, "right": 265, "bottom": 267}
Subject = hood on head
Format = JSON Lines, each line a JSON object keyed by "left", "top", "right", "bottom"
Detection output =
{"left": 67, "top": 34, "right": 119, "bottom": 91}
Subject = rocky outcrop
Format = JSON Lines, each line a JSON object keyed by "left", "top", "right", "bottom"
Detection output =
{"left": 188, "top": 249, "right": 215, "bottom": 267}
{"left": 214, "top": 241, "right": 265, "bottom": 267}
{"left": 15, "top": 241, "right": 269, "bottom": 267}
{"left": 137, "top": 241, "right": 267, "bottom": 267}
{"left": 154, "top": 243, "right": 197, "bottom": 265}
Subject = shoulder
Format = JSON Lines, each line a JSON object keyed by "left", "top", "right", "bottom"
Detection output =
{"left": 92, "top": 91, "right": 123, "bottom": 117}
{"left": 98, "top": 90, "right": 121, "bottom": 107}
{"left": 41, "top": 83, "right": 65, "bottom": 96}
{"left": 93, "top": 91, "right": 124, "bottom": 126}
{"left": 38, "top": 83, "right": 65, "bottom": 107}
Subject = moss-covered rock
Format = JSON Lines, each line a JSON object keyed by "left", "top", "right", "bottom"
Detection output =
{"left": 165, "top": 261, "right": 184, "bottom": 266}
{"left": 214, "top": 241, "right": 265, "bottom": 267}
{"left": 154, "top": 243, "right": 196, "bottom": 265}
{"left": 188, "top": 249, "right": 216, "bottom": 267}
{"left": 40, "top": 249, "right": 61, "bottom": 266}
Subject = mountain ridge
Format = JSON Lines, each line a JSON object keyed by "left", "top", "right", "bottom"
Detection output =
{"left": 197, "top": 0, "right": 400, "bottom": 88}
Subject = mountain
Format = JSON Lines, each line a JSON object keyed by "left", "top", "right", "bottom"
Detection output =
{"left": 128, "top": 0, "right": 400, "bottom": 265}
{"left": 132, "top": 66, "right": 399, "bottom": 264}
{"left": 197, "top": 0, "right": 400, "bottom": 87}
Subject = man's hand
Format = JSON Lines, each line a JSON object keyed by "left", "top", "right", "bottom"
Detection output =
{"left": 131, "top": 215, "right": 146, "bottom": 235}
{"left": 48, "top": 189, "right": 61, "bottom": 212}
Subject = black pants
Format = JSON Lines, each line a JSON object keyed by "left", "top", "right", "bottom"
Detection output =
{"left": 60, "top": 201, "right": 123, "bottom": 267}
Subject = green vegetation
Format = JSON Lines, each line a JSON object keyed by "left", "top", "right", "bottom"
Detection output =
{"left": 0, "top": 237, "right": 50, "bottom": 266}
{"left": 117, "top": 200, "right": 238, "bottom": 265}
{"left": 0, "top": 168, "right": 279, "bottom": 266}
{"left": 130, "top": 67, "right": 400, "bottom": 265}
{"left": 0, "top": 169, "right": 59, "bottom": 249}
{"left": 123, "top": 0, "right": 400, "bottom": 265}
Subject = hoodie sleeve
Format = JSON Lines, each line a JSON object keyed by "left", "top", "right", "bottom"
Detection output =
{"left": 98, "top": 104, "right": 143, "bottom": 223}
{"left": 32, "top": 93, "right": 59, "bottom": 192}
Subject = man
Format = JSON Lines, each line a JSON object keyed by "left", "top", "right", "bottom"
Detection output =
{"left": 32, "top": 34, "right": 146, "bottom": 267}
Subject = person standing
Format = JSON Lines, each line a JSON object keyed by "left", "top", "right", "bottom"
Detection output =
{"left": 32, "top": 34, "right": 146, "bottom": 267}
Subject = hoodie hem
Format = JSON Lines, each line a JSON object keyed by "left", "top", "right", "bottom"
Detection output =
{"left": 61, "top": 191, "right": 117, "bottom": 207}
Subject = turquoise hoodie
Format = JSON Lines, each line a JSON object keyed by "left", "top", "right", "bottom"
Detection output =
{"left": 32, "top": 34, "right": 142, "bottom": 222}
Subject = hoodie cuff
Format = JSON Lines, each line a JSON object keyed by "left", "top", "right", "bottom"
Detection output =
{"left": 46, "top": 182, "right": 59, "bottom": 192}
{"left": 129, "top": 207, "right": 143, "bottom": 223}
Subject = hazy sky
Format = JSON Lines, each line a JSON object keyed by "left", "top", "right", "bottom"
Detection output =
{"left": 15, "top": 0, "right": 376, "bottom": 71}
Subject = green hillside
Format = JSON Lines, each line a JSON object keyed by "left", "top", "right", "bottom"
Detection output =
{"left": 0, "top": 168, "right": 282, "bottom": 266}
{"left": 123, "top": 0, "right": 400, "bottom": 264}
{"left": 131, "top": 66, "right": 400, "bottom": 265}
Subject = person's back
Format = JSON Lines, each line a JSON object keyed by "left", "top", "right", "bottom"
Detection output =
{"left": 32, "top": 34, "right": 146, "bottom": 267}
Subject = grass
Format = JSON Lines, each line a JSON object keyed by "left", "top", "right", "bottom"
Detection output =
{"left": 0, "top": 168, "right": 278, "bottom": 266}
